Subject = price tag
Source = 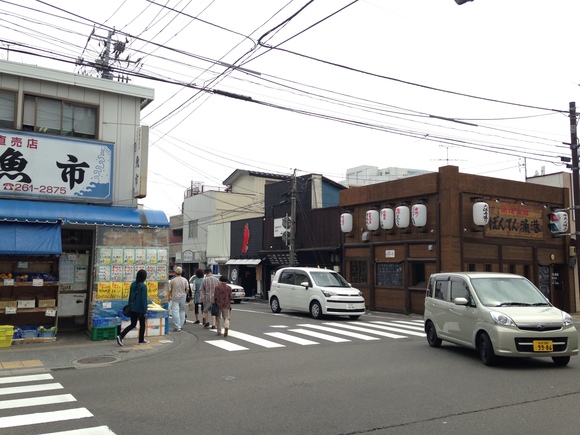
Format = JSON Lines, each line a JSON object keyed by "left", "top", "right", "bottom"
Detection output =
{"left": 4, "top": 278, "right": 14, "bottom": 286}
{"left": 45, "top": 308, "right": 57, "bottom": 317}
{"left": 33, "top": 278, "right": 44, "bottom": 287}
{"left": 102, "top": 301, "right": 112, "bottom": 309}
{"left": 5, "top": 307, "right": 16, "bottom": 314}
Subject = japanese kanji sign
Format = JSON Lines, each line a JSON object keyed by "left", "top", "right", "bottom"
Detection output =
{"left": 0, "top": 129, "right": 114, "bottom": 202}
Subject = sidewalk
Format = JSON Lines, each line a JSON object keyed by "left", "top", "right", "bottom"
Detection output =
{"left": 0, "top": 325, "right": 195, "bottom": 376}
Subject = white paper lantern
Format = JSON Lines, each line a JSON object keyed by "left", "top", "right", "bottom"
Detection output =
{"left": 380, "top": 208, "right": 394, "bottom": 229}
{"left": 366, "top": 210, "right": 379, "bottom": 231}
{"left": 340, "top": 213, "right": 353, "bottom": 233}
{"left": 412, "top": 204, "right": 427, "bottom": 227}
{"left": 395, "top": 206, "right": 410, "bottom": 228}
{"left": 473, "top": 202, "right": 489, "bottom": 226}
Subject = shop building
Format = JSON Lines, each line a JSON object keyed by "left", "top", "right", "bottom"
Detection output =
{"left": 0, "top": 61, "right": 169, "bottom": 341}
{"left": 339, "top": 165, "right": 576, "bottom": 315}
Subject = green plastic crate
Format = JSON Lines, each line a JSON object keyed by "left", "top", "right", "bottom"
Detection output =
{"left": 0, "top": 325, "right": 14, "bottom": 348}
{"left": 90, "top": 326, "right": 117, "bottom": 341}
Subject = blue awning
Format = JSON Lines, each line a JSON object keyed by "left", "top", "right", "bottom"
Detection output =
{"left": 0, "top": 222, "right": 62, "bottom": 255}
{"left": 0, "top": 198, "right": 169, "bottom": 228}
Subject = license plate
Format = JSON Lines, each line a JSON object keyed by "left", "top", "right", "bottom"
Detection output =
{"left": 533, "top": 340, "right": 553, "bottom": 352}
{"left": 346, "top": 304, "right": 355, "bottom": 310}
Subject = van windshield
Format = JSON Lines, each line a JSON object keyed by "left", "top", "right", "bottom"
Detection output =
{"left": 470, "top": 277, "right": 550, "bottom": 307}
{"left": 310, "top": 271, "right": 349, "bottom": 288}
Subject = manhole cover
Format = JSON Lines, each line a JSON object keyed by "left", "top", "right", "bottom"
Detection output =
{"left": 76, "top": 356, "right": 117, "bottom": 365}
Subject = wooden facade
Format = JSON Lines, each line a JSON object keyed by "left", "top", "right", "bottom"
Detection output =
{"left": 340, "top": 166, "right": 575, "bottom": 314}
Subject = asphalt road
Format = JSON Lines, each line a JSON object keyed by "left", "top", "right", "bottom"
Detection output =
{"left": 3, "top": 302, "right": 579, "bottom": 434}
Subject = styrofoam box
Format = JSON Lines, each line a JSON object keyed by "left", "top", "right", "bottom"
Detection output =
{"left": 121, "top": 318, "right": 166, "bottom": 338}
{"left": 17, "top": 299, "right": 35, "bottom": 309}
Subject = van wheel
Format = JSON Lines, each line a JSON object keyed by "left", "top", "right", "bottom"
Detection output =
{"left": 233, "top": 299, "right": 242, "bottom": 304}
{"left": 552, "top": 356, "right": 570, "bottom": 366}
{"left": 425, "top": 321, "right": 442, "bottom": 348}
{"left": 478, "top": 332, "right": 497, "bottom": 366}
{"left": 310, "top": 301, "right": 322, "bottom": 319}
{"left": 270, "top": 297, "right": 281, "bottom": 313}
{"left": 349, "top": 315, "right": 360, "bottom": 320}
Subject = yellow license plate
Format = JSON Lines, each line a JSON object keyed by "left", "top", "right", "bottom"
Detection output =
{"left": 533, "top": 340, "right": 553, "bottom": 352}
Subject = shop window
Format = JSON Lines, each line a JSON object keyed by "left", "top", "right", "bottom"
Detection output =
{"left": 0, "top": 90, "right": 16, "bottom": 129}
{"left": 23, "top": 95, "right": 97, "bottom": 139}
{"left": 485, "top": 264, "right": 492, "bottom": 272}
{"left": 508, "top": 264, "right": 516, "bottom": 274}
{"left": 411, "top": 263, "right": 425, "bottom": 287}
{"left": 349, "top": 261, "right": 368, "bottom": 284}
{"left": 468, "top": 263, "right": 476, "bottom": 272}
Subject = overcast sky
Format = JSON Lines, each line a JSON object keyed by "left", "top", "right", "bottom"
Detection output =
{"left": 2, "top": 0, "right": 580, "bottom": 218}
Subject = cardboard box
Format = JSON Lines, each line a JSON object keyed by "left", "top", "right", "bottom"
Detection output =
{"left": 17, "top": 298, "right": 35, "bottom": 309}
{"left": 0, "top": 299, "right": 17, "bottom": 309}
{"left": 37, "top": 297, "right": 56, "bottom": 308}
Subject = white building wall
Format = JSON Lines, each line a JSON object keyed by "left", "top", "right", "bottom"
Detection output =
{"left": 0, "top": 60, "right": 153, "bottom": 207}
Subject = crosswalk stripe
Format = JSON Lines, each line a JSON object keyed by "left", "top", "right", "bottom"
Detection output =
{"left": 298, "top": 324, "right": 380, "bottom": 341}
{"left": 289, "top": 328, "right": 350, "bottom": 343}
{"left": 206, "top": 340, "right": 249, "bottom": 351}
{"left": 0, "top": 394, "right": 75, "bottom": 410}
{"left": 0, "top": 407, "right": 93, "bottom": 429}
{"left": 0, "top": 383, "right": 63, "bottom": 397}
{"left": 393, "top": 320, "right": 424, "bottom": 327}
{"left": 324, "top": 322, "right": 406, "bottom": 339}
{"left": 40, "top": 425, "right": 116, "bottom": 435}
{"left": 226, "top": 330, "right": 285, "bottom": 348}
{"left": 367, "top": 322, "right": 426, "bottom": 337}
{"left": 0, "top": 374, "right": 54, "bottom": 385}
{"left": 265, "top": 332, "right": 318, "bottom": 345}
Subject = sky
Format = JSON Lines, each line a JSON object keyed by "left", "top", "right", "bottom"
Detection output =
{"left": 1, "top": 0, "right": 580, "bottom": 219}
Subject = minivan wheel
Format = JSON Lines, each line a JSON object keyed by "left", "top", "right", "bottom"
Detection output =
{"left": 310, "top": 300, "right": 322, "bottom": 319}
{"left": 552, "top": 356, "right": 570, "bottom": 367}
{"left": 425, "top": 321, "right": 442, "bottom": 348}
{"left": 478, "top": 332, "right": 498, "bottom": 366}
{"left": 270, "top": 296, "right": 281, "bottom": 313}
{"left": 349, "top": 315, "right": 360, "bottom": 320}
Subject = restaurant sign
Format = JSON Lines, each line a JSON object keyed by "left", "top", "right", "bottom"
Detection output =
{"left": 0, "top": 129, "right": 114, "bottom": 202}
{"left": 484, "top": 202, "right": 543, "bottom": 239}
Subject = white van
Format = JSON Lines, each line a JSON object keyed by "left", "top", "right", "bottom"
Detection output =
{"left": 269, "top": 267, "right": 366, "bottom": 319}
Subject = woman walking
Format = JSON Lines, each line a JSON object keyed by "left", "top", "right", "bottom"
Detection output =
{"left": 191, "top": 268, "right": 205, "bottom": 324}
{"left": 117, "top": 269, "right": 149, "bottom": 346}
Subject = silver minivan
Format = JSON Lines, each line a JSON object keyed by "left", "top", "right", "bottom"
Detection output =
{"left": 424, "top": 272, "right": 578, "bottom": 366}
{"left": 269, "top": 267, "right": 366, "bottom": 319}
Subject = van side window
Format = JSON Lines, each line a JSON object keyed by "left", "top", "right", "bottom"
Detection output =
{"left": 294, "top": 272, "right": 310, "bottom": 286}
{"left": 450, "top": 280, "right": 470, "bottom": 302}
{"left": 280, "top": 271, "right": 294, "bottom": 285}
{"left": 434, "top": 281, "right": 448, "bottom": 300}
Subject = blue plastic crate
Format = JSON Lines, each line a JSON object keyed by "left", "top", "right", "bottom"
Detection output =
{"left": 19, "top": 326, "right": 39, "bottom": 338}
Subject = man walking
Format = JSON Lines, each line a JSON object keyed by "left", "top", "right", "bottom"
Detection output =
{"left": 169, "top": 266, "right": 188, "bottom": 331}
{"left": 200, "top": 268, "right": 219, "bottom": 329}
{"left": 214, "top": 275, "right": 233, "bottom": 337}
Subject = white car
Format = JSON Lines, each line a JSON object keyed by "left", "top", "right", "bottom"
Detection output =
{"left": 269, "top": 267, "right": 366, "bottom": 319}
{"left": 189, "top": 275, "right": 245, "bottom": 304}
{"left": 424, "top": 272, "right": 579, "bottom": 366}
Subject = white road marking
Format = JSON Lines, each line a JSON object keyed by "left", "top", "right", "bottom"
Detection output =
{"left": 0, "top": 383, "right": 63, "bottom": 397}
{"left": 0, "top": 374, "right": 54, "bottom": 385}
{"left": 324, "top": 322, "right": 406, "bottom": 339}
{"left": 0, "top": 394, "right": 76, "bottom": 410}
{"left": 368, "top": 321, "right": 426, "bottom": 337}
{"left": 0, "top": 407, "right": 93, "bottom": 429}
{"left": 40, "top": 426, "right": 116, "bottom": 435}
{"left": 206, "top": 340, "right": 249, "bottom": 351}
{"left": 265, "top": 332, "right": 318, "bottom": 345}
{"left": 298, "top": 324, "right": 380, "bottom": 341}
{"left": 289, "top": 328, "right": 350, "bottom": 343}
{"left": 226, "top": 330, "right": 285, "bottom": 348}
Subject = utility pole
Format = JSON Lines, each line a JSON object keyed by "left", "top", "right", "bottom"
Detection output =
{"left": 570, "top": 102, "right": 580, "bottom": 228}
{"left": 289, "top": 169, "right": 297, "bottom": 266}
